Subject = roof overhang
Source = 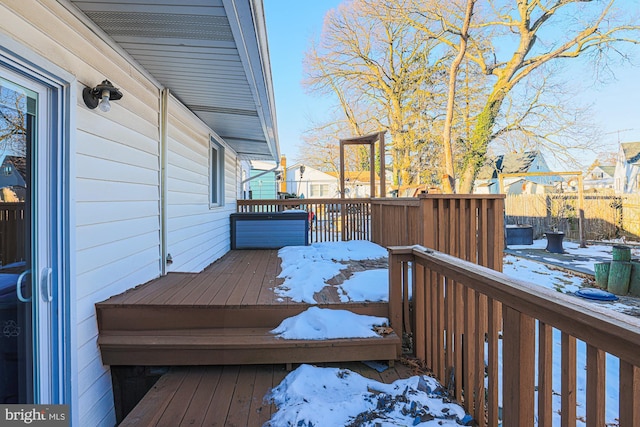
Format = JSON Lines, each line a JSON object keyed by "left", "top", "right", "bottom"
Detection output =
{"left": 66, "top": 0, "right": 279, "bottom": 161}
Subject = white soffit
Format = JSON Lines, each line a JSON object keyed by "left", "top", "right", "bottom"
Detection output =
{"left": 69, "top": 0, "right": 279, "bottom": 161}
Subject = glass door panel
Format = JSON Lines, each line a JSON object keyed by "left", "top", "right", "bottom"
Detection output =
{"left": 0, "top": 73, "right": 50, "bottom": 404}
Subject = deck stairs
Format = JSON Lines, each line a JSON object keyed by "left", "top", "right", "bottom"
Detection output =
{"left": 96, "top": 253, "right": 401, "bottom": 367}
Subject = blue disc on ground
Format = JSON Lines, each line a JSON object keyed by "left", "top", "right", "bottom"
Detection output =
{"left": 575, "top": 288, "right": 618, "bottom": 301}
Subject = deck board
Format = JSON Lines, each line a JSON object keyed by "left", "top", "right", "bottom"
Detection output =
{"left": 98, "top": 249, "right": 348, "bottom": 308}
{"left": 179, "top": 368, "right": 222, "bottom": 426}
{"left": 203, "top": 365, "right": 240, "bottom": 425}
{"left": 122, "top": 362, "right": 419, "bottom": 426}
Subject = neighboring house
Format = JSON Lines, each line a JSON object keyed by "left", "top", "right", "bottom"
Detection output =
{"left": 0, "top": 1, "right": 278, "bottom": 426}
{"left": 473, "top": 151, "right": 556, "bottom": 194}
{"left": 501, "top": 178, "right": 555, "bottom": 195}
{"left": 242, "top": 160, "right": 279, "bottom": 199}
{"left": 285, "top": 165, "right": 377, "bottom": 198}
{"left": 325, "top": 170, "right": 380, "bottom": 198}
{"left": 286, "top": 164, "right": 339, "bottom": 198}
{"left": 584, "top": 161, "right": 615, "bottom": 191}
{"left": 613, "top": 142, "right": 640, "bottom": 194}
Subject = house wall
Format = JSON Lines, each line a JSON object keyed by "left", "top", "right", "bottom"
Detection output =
{"left": 614, "top": 145, "right": 640, "bottom": 194}
{"left": 248, "top": 169, "right": 278, "bottom": 199}
{"left": 1, "top": 2, "right": 240, "bottom": 425}
{"left": 287, "top": 166, "right": 339, "bottom": 198}
{"left": 166, "top": 96, "right": 237, "bottom": 272}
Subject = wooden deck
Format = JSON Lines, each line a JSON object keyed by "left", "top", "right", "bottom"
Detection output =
{"left": 119, "top": 362, "right": 418, "bottom": 426}
{"left": 96, "top": 249, "right": 401, "bottom": 367}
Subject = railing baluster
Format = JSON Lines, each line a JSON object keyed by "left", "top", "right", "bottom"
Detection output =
{"left": 464, "top": 286, "right": 477, "bottom": 415}
{"left": 445, "top": 277, "right": 455, "bottom": 389}
{"left": 475, "top": 291, "right": 487, "bottom": 427}
{"left": 619, "top": 361, "right": 640, "bottom": 426}
{"left": 437, "top": 272, "right": 445, "bottom": 381}
{"left": 585, "top": 344, "right": 605, "bottom": 427}
{"left": 502, "top": 307, "right": 535, "bottom": 426}
{"left": 487, "top": 298, "right": 500, "bottom": 427}
{"left": 454, "top": 280, "right": 464, "bottom": 403}
{"left": 561, "top": 332, "right": 577, "bottom": 427}
{"left": 538, "top": 322, "right": 553, "bottom": 427}
{"left": 429, "top": 270, "right": 437, "bottom": 376}
{"left": 415, "top": 262, "right": 426, "bottom": 361}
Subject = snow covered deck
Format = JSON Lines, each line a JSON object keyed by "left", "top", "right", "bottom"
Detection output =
{"left": 118, "top": 362, "right": 419, "bottom": 426}
{"left": 96, "top": 249, "right": 402, "bottom": 367}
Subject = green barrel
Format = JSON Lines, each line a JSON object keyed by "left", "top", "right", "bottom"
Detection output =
{"left": 612, "top": 245, "right": 631, "bottom": 261}
{"left": 608, "top": 261, "right": 632, "bottom": 295}
{"left": 629, "top": 261, "right": 640, "bottom": 297}
{"left": 593, "top": 262, "right": 610, "bottom": 289}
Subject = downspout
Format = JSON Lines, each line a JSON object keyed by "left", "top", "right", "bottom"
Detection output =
{"left": 160, "top": 88, "right": 169, "bottom": 274}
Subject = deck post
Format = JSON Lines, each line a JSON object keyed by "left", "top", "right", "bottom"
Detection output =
{"left": 387, "top": 247, "right": 413, "bottom": 341}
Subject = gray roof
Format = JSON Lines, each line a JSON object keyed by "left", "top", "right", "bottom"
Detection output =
{"left": 68, "top": 0, "right": 279, "bottom": 161}
{"left": 476, "top": 151, "right": 540, "bottom": 180}
{"left": 622, "top": 142, "right": 640, "bottom": 164}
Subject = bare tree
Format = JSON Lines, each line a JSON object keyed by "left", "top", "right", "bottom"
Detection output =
{"left": 441, "top": 0, "right": 476, "bottom": 193}
{"left": 395, "top": 0, "right": 639, "bottom": 192}
{"left": 303, "top": 0, "right": 443, "bottom": 187}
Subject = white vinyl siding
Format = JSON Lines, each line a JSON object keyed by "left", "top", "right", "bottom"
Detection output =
{"left": 2, "top": 2, "right": 248, "bottom": 425}
{"left": 166, "top": 96, "right": 237, "bottom": 273}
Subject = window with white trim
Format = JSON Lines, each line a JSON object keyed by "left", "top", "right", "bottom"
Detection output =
{"left": 210, "top": 137, "right": 225, "bottom": 207}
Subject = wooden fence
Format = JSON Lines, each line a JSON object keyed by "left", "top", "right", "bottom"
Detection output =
{"left": 505, "top": 193, "right": 640, "bottom": 241}
{"left": 0, "top": 202, "right": 25, "bottom": 266}
{"left": 388, "top": 245, "right": 640, "bottom": 427}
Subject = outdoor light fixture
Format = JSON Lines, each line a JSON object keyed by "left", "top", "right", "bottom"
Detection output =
{"left": 83, "top": 79, "right": 123, "bottom": 112}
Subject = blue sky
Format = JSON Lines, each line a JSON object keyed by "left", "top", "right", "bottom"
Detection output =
{"left": 263, "top": 1, "right": 640, "bottom": 169}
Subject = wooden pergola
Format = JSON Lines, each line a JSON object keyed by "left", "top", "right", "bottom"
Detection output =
{"left": 339, "top": 132, "right": 386, "bottom": 198}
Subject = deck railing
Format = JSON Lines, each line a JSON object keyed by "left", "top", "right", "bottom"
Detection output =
{"left": 0, "top": 202, "right": 25, "bottom": 266}
{"left": 237, "top": 198, "right": 372, "bottom": 243}
{"left": 238, "top": 195, "right": 505, "bottom": 264}
{"left": 388, "top": 245, "right": 640, "bottom": 427}
{"left": 371, "top": 195, "right": 504, "bottom": 271}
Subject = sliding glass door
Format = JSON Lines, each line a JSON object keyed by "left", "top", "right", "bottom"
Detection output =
{"left": 0, "top": 69, "right": 56, "bottom": 404}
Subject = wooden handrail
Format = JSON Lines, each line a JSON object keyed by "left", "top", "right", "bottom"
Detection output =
{"left": 389, "top": 245, "right": 640, "bottom": 426}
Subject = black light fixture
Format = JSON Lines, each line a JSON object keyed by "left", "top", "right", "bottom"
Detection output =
{"left": 83, "top": 79, "right": 123, "bottom": 112}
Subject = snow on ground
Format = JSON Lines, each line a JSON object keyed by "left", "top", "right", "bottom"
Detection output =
{"left": 268, "top": 239, "right": 638, "bottom": 426}
{"left": 271, "top": 307, "right": 388, "bottom": 340}
{"left": 503, "top": 254, "right": 585, "bottom": 293}
{"left": 276, "top": 240, "right": 388, "bottom": 303}
{"left": 509, "top": 239, "right": 640, "bottom": 273}
{"left": 265, "top": 364, "right": 470, "bottom": 427}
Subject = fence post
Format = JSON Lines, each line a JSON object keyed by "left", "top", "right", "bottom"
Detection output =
{"left": 502, "top": 306, "right": 536, "bottom": 426}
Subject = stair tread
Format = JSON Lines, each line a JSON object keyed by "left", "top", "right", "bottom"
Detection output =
{"left": 99, "top": 328, "right": 401, "bottom": 348}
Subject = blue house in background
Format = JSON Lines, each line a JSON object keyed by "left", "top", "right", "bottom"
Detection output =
{"left": 473, "top": 151, "right": 557, "bottom": 194}
{"left": 248, "top": 160, "right": 279, "bottom": 199}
